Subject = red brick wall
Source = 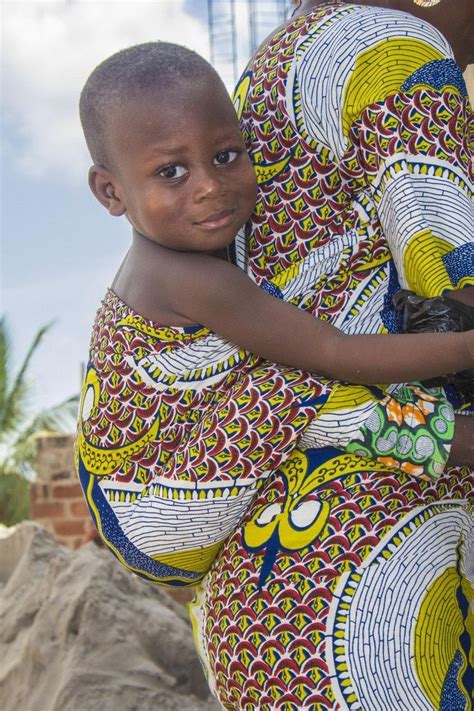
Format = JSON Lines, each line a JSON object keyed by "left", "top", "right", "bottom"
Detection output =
{"left": 31, "top": 434, "right": 94, "bottom": 548}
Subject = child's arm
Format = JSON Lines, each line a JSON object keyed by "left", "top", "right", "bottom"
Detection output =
{"left": 164, "top": 252, "right": 473, "bottom": 385}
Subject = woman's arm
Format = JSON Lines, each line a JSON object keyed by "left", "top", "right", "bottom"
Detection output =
{"left": 166, "top": 252, "right": 473, "bottom": 385}
{"left": 449, "top": 416, "right": 474, "bottom": 466}
{"left": 447, "top": 288, "right": 474, "bottom": 309}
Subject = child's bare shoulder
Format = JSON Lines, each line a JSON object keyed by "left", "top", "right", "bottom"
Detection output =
{"left": 111, "top": 241, "right": 189, "bottom": 326}
{"left": 159, "top": 249, "right": 237, "bottom": 318}
{"left": 150, "top": 248, "right": 253, "bottom": 328}
{"left": 111, "top": 241, "right": 232, "bottom": 327}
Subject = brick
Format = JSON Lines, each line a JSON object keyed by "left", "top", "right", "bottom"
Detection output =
{"left": 30, "top": 483, "right": 51, "bottom": 503}
{"left": 52, "top": 483, "right": 83, "bottom": 499}
{"left": 69, "top": 500, "right": 88, "bottom": 517}
{"left": 30, "top": 484, "right": 41, "bottom": 504}
{"left": 51, "top": 471, "right": 72, "bottom": 481}
{"left": 31, "top": 501, "right": 65, "bottom": 518}
{"left": 54, "top": 519, "right": 86, "bottom": 537}
{"left": 35, "top": 434, "right": 75, "bottom": 482}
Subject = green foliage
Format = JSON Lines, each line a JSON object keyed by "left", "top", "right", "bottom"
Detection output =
{"left": 0, "top": 318, "right": 79, "bottom": 525}
{"left": 0, "top": 472, "right": 30, "bottom": 527}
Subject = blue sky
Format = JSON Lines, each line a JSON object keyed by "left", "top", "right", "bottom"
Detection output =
{"left": 1, "top": 0, "right": 291, "bottom": 414}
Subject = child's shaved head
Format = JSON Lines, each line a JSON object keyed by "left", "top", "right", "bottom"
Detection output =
{"left": 80, "top": 42, "right": 222, "bottom": 169}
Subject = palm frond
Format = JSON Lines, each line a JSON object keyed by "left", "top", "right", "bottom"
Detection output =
{"left": 0, "top": 471, "right": 31, "bottom": 526}
{"left": 0, "top": 317, "right": 11, "bottom": 424}
{"left": 2, "top": 436, "right": 38, "bottom": 479}
{"left": 0, "top": 321, "right": 78, "bottom": 525}
{"left": 22, "top": 394, "right": 79, "bottom": 440}
{"left": 5, "top": 394, "right": 79, "bottom": 478}
{"left": 0, "top": 321, "right": 53, "bottom": 437}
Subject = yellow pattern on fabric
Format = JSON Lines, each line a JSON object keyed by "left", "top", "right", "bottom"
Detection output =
{"left": 404, "top": 230, "right": 453, "bottom": 296}
{"left": 153, "top": 541, "right": 224, "bottom": 574}
{"left": 233, "top": 73, "right": 251, "bottom": 121}
{"left": 414, "top": 566, "right": 473, "bottom": 709}
{"left": 244, "top": 450, "right": 396, "bottom": 555}
{"left": 342, "top": 38, "right": 443, "bottom": 136}
{"left": 354, "top": 252, "right": 391, "bottom": 273}
{"left": 116, "top": 313, "right": 209, "bottom": 342}
{"left": 254, "top": 155, "right": 292, "bottom": 185}
{"left": 78, "top": 418, "right": 160, "bottom": 476}
{"left": 466, "top": 575, "right": 474, "bottom": 669}
{"left": 77, "top": 366, "right": 161, "bottom": 476}
{"left": 78, "top": 367, "right": 100, "bottom": 423}
{"left": 320, "top": 384, "right": 381, "bottom": 414}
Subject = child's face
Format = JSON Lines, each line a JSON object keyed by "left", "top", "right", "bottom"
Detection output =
{"left": 102, "top": 79, "right": 258, "bottom": 254}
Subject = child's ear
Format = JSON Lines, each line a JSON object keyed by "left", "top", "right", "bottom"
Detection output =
{"left": 88, "top": 165, "right": 125, "bottom": 217}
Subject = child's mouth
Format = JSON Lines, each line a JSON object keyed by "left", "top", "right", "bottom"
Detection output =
{"left": 195, "top": 208, "right": 235, "bottom": 230}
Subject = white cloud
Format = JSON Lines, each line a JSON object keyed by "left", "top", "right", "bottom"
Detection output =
{"left": 2, "top": 0, "right": 291, "bottom": 184}
{"left": 2, "top": 0, "right": 212, "bottom": 183}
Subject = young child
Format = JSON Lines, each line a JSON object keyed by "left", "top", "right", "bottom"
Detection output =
{"left": 76, "top": 42, "right": 474, "bottom": 588}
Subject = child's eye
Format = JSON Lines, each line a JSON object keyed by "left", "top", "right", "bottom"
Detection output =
{"left": 158, "top": 165, "right": 188, "bottom": 179}
{"left": 213, "top": 150, "right": 238, "bottom": 166}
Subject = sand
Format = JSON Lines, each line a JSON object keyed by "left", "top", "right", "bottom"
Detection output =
{"left": 0, "top": 522, "right": 220, "bottom": 711}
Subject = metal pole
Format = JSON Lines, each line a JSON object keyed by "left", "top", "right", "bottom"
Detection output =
{"left": 230, "top": 0, "right": 238, "bottom": 84}
{"left": 249, "top": 0, "right": 257, "bottom": 56}
{"left": 208, "top": 0, "right": 214, "bottom": 65}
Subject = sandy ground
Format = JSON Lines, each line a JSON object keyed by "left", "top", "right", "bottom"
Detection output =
{"left": 0, "top": 522, "right": 220, "bottom": 711}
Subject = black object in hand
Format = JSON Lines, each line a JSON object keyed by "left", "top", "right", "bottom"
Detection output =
{"left": 393, "top": 290, "right": 474, "bottom": 404}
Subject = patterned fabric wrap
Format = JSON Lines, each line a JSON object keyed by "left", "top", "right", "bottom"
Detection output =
{"left": 76, "top": 290, "right": 330, "bottom": 585}
{"left": 75, "top": 290, "right": 454, "bottom": 588}
{"left": 187, "top": 3, "right": 474, "bottom": 709}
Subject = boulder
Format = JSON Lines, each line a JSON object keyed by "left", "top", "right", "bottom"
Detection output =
{"left": 0, "top": 522, "right": 219, "bottom": 711}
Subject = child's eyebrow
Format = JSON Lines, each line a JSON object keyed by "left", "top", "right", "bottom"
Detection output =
{"left": 144, "top": 131, "right": 244, "bottom": 160}
{"left": 146, "top": 145, "right": 188, "bottom": 156}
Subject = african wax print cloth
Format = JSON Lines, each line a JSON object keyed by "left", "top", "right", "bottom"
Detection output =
{"left": 185, "top": 3, "right": 474, "bottom": 710}
{"left": 76, "top": 289, "right": 453, "bottom": 585}
{"left": 75, "top": 4, "right": 474, "bottom": 709}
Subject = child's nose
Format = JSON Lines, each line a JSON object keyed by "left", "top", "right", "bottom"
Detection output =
{"left": 193, "top": 168, "right": 223, "bottom": 201}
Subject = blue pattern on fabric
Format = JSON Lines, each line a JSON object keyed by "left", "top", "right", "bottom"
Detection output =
{"left": 261, "top": 280, "right": 284, "bottom": 299}
{"left": 78, "top": 461, "right": 200, "bottom": 585}
{"left": 442, "top": 244, "right": 474, "bottom": 286}
{"left": 382, "top": 261, "right": 403, "bottom": 333}
{"left": 402, "top": 59, "right": 467, "bottom": 95}
{"left": 440, "top": 652, "right": 469, "bottom": 711}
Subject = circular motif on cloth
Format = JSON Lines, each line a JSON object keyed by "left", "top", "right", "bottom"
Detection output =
{"left": 412, "top": 0, "right": 441, "bottom": 7}
{"left": 440, "top": 404, "right": 455, "bottom": 422}
{"left": 375, "top": 429, "right": 398, "bottom": 452}
{"left": 325, "top": 505, "right": 472, "bottom": 710}
{"left": 81, "top": 384, "right": 95, "bottom": 421}
{"left": 396, "top": 433, "right": 412, "bottom": 456}
{"left": 414, "top": 434, "right": 435, "bottom": 458}
{"left": 434, "top": 416, "right": 449, "bottom": 435}
{"left": 366, "top": 409, "right": 382, "bottom": 433}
